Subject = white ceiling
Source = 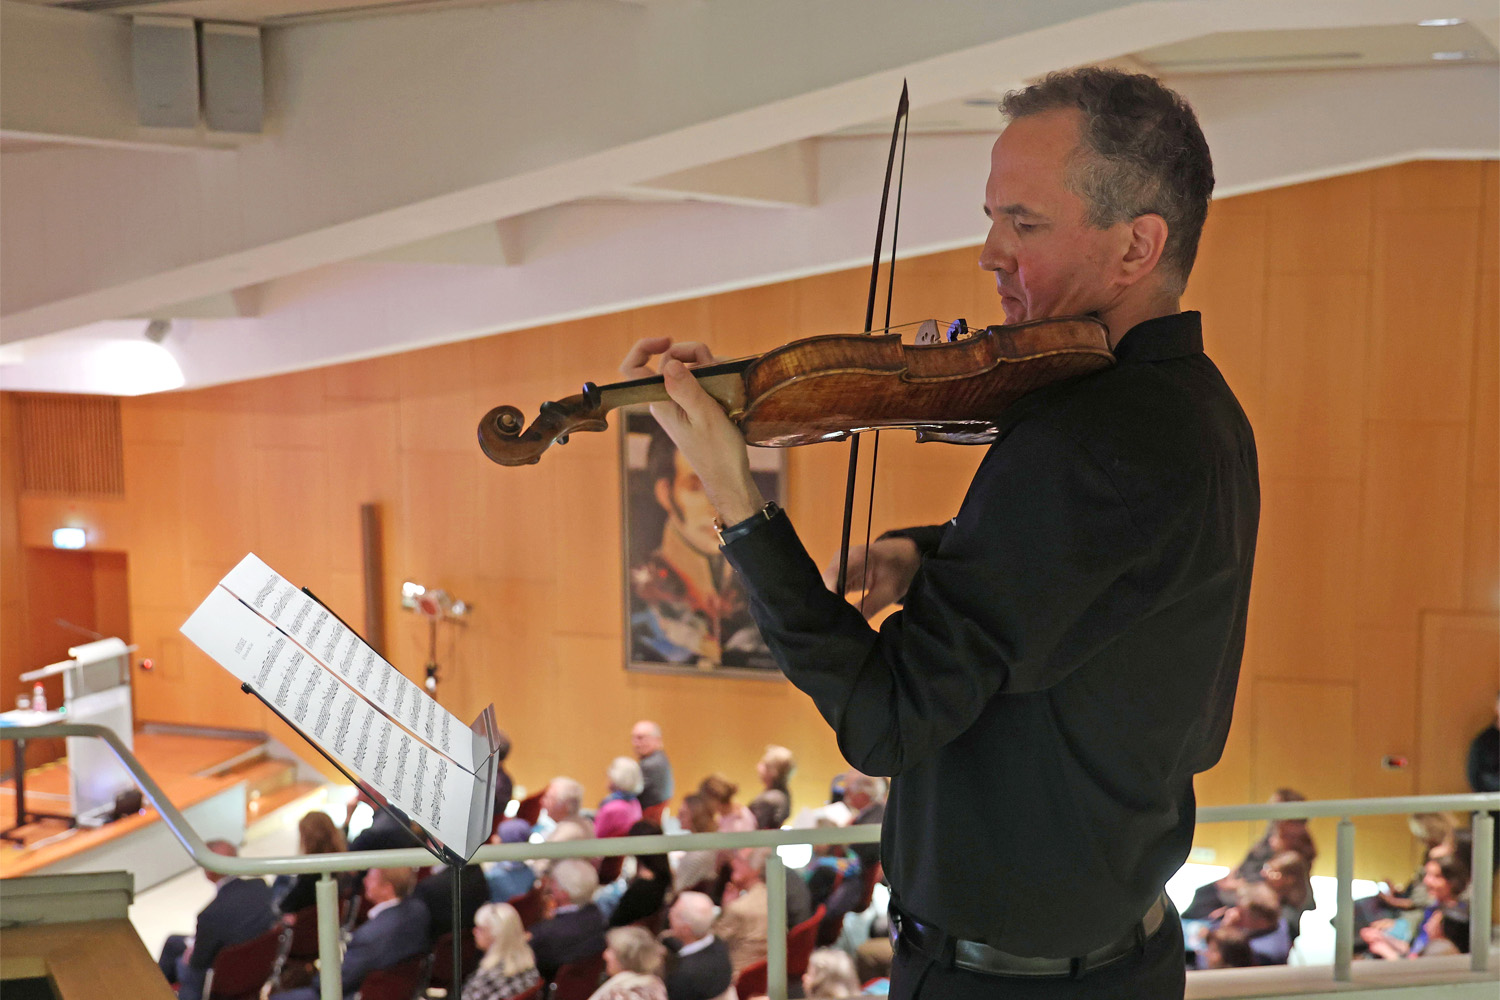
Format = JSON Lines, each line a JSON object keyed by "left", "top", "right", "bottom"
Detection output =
{"left": 1, "top": 0, "right": 1497, "bottom": 394}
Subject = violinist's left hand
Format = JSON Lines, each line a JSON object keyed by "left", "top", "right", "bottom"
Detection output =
{"left": 620, "top": 337, "right": 765, "bottom": 525}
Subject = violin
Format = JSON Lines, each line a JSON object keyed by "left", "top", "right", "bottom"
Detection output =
{"left": 476, "top": 315, "right": 1113, "bottom": 467}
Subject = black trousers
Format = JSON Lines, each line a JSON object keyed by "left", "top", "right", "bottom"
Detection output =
{"left": 158, "top": 934, "right": 189, "bottom": 983}
{"left": 889, "top": 909, "right": 1186, "bottom": 1000}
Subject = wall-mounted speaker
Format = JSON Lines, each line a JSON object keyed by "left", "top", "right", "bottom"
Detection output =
{"left": 201, "top": 23, "right": 264, "bottom": 134}
{"left": 132, "top": 15, "right": 198, "bottom": 128}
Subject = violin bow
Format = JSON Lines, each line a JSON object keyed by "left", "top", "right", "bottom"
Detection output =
{"left": 835, "top": 81, "right": 910, "bottom": 608}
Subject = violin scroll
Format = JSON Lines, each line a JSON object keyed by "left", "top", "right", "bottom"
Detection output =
{"left": 477, "top": 384, "right": 608, "bottom": 466}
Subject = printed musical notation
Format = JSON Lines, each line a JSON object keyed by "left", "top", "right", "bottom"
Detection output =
{"left": 181, "top": 555, "right": 498, "bottom": 861}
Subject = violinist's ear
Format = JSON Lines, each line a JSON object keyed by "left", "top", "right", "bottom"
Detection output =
{"left": 1116, "top": 213, "right": 1168, "bottom": 287}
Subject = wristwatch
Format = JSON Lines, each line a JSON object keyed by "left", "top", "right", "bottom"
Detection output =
{"left": 714, "top": 501, "right": 781, "bottom": 546}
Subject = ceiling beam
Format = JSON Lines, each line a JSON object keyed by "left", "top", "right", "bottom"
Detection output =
{"left": 620, "top": 140, "right": 819, "bottom": 208}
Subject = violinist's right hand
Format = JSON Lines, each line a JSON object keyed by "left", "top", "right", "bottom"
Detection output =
{"left": 822, "top": 536, "right": 921, "bottom": 619}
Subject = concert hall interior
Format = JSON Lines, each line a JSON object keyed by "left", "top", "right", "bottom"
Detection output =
{"left": 0, "top": 2, "right": 1497, "bottom": 998}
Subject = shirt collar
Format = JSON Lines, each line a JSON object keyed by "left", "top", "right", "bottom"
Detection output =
{"left": 678, "top": 934, "right": 716, "bottom": 957}
{"left": 367, "top": 898, "right": 400, "bottom": 922}
{"left": 1111, "top": 311, "right": 1203, "bottom": 364}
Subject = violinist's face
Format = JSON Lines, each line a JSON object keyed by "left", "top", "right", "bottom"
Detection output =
{"left": 979, "top": 109, "right": 1133, "bottom": 325}
{"left": 656, "top": 451, "right": 721, "bottom": 555}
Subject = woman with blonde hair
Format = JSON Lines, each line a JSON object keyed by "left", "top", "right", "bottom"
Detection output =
{"left": 749, "top": 745, "right": 795, "bottom": 829}
{"left": 803, "top": 948, "right": 861, "bottom": 999}
{"left": 588, "top": 926, "right": 667, "bottom": 1000}
{"left": 463, "top": 902, "right": 540, "bottom": 1000}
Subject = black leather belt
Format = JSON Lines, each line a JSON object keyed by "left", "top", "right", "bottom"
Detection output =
{"left": 892, "top": 894, "right": 1170, "bottom": 979}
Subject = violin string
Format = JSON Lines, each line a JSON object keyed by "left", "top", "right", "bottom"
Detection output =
{"left": 859, "top": 83, "right": 909, "bottom": 618}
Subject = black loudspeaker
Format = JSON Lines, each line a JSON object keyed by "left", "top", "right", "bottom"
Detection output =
{"left": 132, "top": 15, "right": 199, "bottom": 128}
{"left": 201, "top": 23, "right": 264, "bottom": 134}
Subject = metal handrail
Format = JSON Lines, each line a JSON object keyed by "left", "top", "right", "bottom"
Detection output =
{"left": 3, "top": 724, "right": 1495, "bottom": 1000}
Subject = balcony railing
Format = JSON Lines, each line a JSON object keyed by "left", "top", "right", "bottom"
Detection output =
{"left": 3, "top": 723, "right": 1494, "bottom": 1000}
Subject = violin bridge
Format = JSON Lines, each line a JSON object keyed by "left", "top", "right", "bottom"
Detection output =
{"left": 914, "top": 319, "right": 941, "bottom": 345}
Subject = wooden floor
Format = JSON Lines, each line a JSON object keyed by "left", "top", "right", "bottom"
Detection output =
{"left": 0, "top": 730, "right": 271, "bottom": 880}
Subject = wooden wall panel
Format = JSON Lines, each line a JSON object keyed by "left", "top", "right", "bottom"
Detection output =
{"left": 0, "top": 161, "right": 1494, "bottom": 883}
{"left": 1417, "top": 612, "right": 1500, "bottom": 795}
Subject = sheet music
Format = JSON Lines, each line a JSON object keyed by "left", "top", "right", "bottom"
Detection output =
{"left": 181, "top": 560, "right": 496, "bottom": 859}
{"left": 219, "top": 555, "right": 476, "bottom": 771}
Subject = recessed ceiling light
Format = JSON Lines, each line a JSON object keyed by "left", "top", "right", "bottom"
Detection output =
{"left": 1431, "top": 50, "right": 1475, "bottom": 60}
{"left": 1418, "top": 18, "right": 1465, "bottom": 27}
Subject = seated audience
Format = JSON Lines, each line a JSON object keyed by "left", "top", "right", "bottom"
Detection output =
{"left": 1202, "top": 926, "right": 1255, "bottom": 970}
{"left": 748, "top": 745, "right": 795, "bottom": 831}
{"left": 538, "top": 777, "right": 593, "bottom": 838}
{"left": 488, "top": 818, "right": 539, "bottom": 903}
{"left": 272, "top": 866, "right": 430, "bottom": 1000}
{"left": 1361, "top": 856, "right": 1471, "bottom": 960}
{"left": 661, "top": 892, "right": 732, "bottom": 1000}
{"left": 714, "top": 847, "right": 770, "bottom": 976}
{"left": 158, "top": 840, "right": 277, "bottom": 1000}
{"left": 820, "top": 772, "right": 885, "bottom": 940}
{"left": 463, "top": 902, "right": 541, "bottom": 1000}
{"left": 633, "top": 720, "right": 675, "bottom": 811}
{"left": 278, "top": 812, "right": 349, "bottom": 918}
{"left": 598, "top": 757, "right": 647, "bottom": 839}
{"left": 1200, "top": 883, "right": 1291, "bottom": 967}
{"left": 671, "top": 794, "right": 721, "bottom": 895}
{"left": 610, "top": 821, "right": 674, "bottom": 929}
{"left": 589, "top": 926, "right": 669, "bottom": 1000}
{"left": 417, "top": 861, "right": 491, "bottom": 941}
{"left": 698, "top": 774, "right": 755, "bottom": 834}
{"left": 803, "top": 948, "right": 861, "bottom": 1000}
{"left": 1183, "top": 788, "right": 1314, "bottom": 920}
{"left": 529, "top": 858, "right": 608, "bottom": 980}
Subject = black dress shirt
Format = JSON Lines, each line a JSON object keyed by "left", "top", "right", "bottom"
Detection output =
{"left": 723, "top": 312, "right": 1259, "bottom": 958}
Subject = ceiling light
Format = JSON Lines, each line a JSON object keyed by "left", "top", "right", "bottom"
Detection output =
{"left": 1418, "top": 18, "right": 1465, "bottom": 27}
{"left": 1431, "top": 50, "right": 1475, "bottom": 60}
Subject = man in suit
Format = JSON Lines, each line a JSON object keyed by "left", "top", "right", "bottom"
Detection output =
{"left": 663, "top": 892, "right": 732, "bottom": 1000}
{"left": 157, "top": 840, "right": 278, "bottom": 1000}
{"left": 632, "top": 720, "right": 674, "bottom": 810}
{"left": 528, "top": 857, "right": 607, "bottom": 979}
{"left": 271, "top": 866, "right": 431, "bottom": 1000}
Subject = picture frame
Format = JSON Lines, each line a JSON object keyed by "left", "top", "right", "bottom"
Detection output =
{"left": 620, "top": 407, "right": 786, "bottom": 678}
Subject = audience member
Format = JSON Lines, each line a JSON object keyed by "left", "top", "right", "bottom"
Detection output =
{"left": 671, "top": 794, "right": 721, "bottom": 895}
{"left": 1361, "top": 856, "right": 1470, "bottom": 960}
{"left": 661, "top": 892, "right": 732, "bottom": 1000}
{"left": 1202, "top": 884, "right": 1291, "bottom": 967}
{"left": 714, "top": 847, "right": 770, "bottom": 975}
{"left": 529, "top": 858, "right": 608, "bottom": 980}
{"left": 784, "top": 860, "right": 814, "bottom": 929}
{"left": 463, "top": 902, "right": 541, "bottom": 1000}
{"left": 272, "top": 866, "right": 430, "bottom": 1000}
{"left": 417, "top": 862, "right": 491, "bottom": 942}
{"left": 802, "top": 948, "right": 861, "bottom": 1000}
{"left": 1259, "top": 850, "right": 1311, "bottom": 939}
{"left": 347, "top": 789, "right": 420, "bottom": 852}
{"left": 1355, "top": 813, "right": 1459, "bottom": 938}
{"left": 539, "top": 777, "right": 593, "bottom": 837}
{"left": 492, "top": 730, "right": 516, "bottom": 836}
{"left": 590, "top": 926, "right": 668, "bottom": 1000}
{"left": 158, "top": 841, "right": 277, "bottom": 1000}
{"left": 1202, "top": 926, "right": 1255, "bottom": 970}
{"left": 1469, "top": 695, "right": 1499, "bottom": 866}
{"left": 278, "top": 812, "right": 348, "bottom": 918}
{"left": 599, "top": 757, "right": 647, "bottom": 839}
{"left": 698, "top": 775, "right": 754, "bottom": 834}
{"left": 748, "top": 745, "right": 795, "bottom": 830}
{"left": 610, "top": 821, "right": 674, "bottom": 929}
{"left": 820, "top": 772, "right": 885, "bottom": 939}
{"left": 634, "top": 721, "right": 675, "bottom": 810}
{"left": 488, "top": 818, "right": 539, "bottom": 903}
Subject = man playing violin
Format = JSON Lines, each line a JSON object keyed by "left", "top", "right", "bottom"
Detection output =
{"left": 621, "top": 68, "right": 1258, "bottom": 998}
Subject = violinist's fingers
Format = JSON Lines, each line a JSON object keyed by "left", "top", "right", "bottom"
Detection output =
{"left": 656, "top": 358, "right": 764, "bottom": 525}
{"left": 821, "top": 546, "right": 869, "bottom": 594}
{"left": 619, "top": 338, "right": 718, "bottom": 378}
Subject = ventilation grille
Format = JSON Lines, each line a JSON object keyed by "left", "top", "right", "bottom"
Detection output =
{"left": 17, "top": 394, "right": 125, "bottom": 496}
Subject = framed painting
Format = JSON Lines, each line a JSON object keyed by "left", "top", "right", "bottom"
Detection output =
{"left": 620, "top": 408, "right": 785, "bottom": 677}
